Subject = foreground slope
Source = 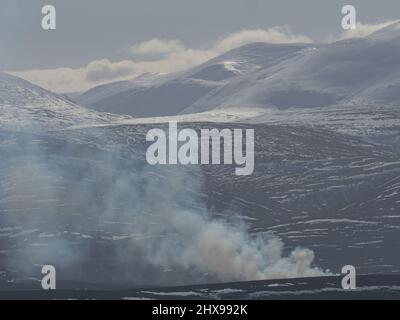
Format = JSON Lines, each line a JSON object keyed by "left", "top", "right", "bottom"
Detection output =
{"left": 2, "top": 275, "right": 400, "bottom": 300}
{"left": 0, "top": 121, "right": 399, "bottom": 289}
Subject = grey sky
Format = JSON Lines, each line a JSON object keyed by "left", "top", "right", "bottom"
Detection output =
{"left": 1, "top": 0, "right": 399, "bottom": 92}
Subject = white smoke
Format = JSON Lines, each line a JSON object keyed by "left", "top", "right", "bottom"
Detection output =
{"left": 103, "top": 165, "right": 330, "bottom": 283}
{"left": 0, "top": 128, "right": 330, "bottom": 287}
{"left": 151, "top": 208, "right": 328, "bottom": 281}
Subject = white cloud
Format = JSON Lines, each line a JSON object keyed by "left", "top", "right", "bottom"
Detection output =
{"left": 131, "top": 39, "right": 186, "bottom": 55}
{"left": 11, "top": 67, "right": 89, "bottom": 93}
{"left": 11, "top": 50, "right": 216, "bottom": 93}
{"left": 11, "top": 26, "right": 313, "bottom": 93}
{"left": 214, "top": 27, "right": 313, "bottom": 53}
{"left": 86, "top": 59, "right": 136, "bottom": 82}
{"left": 339, "top": 20, "right": 398, "bottom": 40}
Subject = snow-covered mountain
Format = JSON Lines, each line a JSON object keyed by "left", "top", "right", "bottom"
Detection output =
{"left": 0, "top": 73, "right": 127, "bottom": 130}
{"left": 76, "top": 72, "right": 168, "bottom": 108}
{"left": 76, "top": 21, "right": 400, "bottom": 117}
{"left": 184, "top": 21, "right": 400, "bottom": 113}
{"left": 75, "top": 43, "right": 314, "bottom": 117}
{"left": 77, "top": 73, "right": 218, "bottom": 117}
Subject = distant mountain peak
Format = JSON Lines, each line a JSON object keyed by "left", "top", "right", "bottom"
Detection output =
{"left": 0, "top": 72, "right": 126, "bottom": 129}
{"left": 0, "top": 72, "right": 75, "bottom": 107}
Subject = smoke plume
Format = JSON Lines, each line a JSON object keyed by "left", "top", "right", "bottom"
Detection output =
{"left": 0, "top": 126, "right": 329, "bottom": 288}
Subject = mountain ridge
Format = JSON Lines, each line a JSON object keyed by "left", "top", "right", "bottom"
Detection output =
{"left": 73, "top": 21, "right": 400, "bottom": 117}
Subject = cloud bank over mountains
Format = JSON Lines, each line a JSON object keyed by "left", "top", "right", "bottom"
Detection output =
{"left": 10, "top": 22, "right": 394, "bottom": 93}
{"left": 339, "top": 20, "right": 399, "bottom": 40}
